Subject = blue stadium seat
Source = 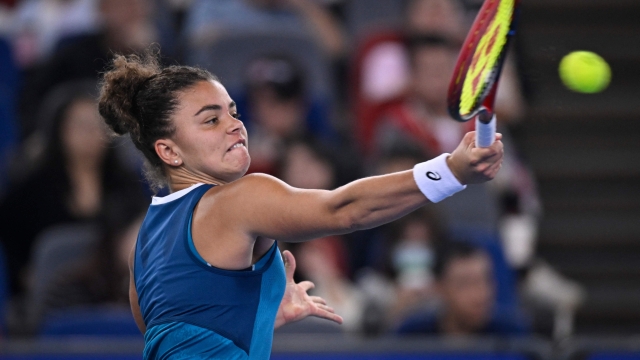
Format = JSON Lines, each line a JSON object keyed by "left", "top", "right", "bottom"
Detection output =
{"left": 25, "top": 223, "right": 99, "bottom": 326}
{"left": 39, "top": 306, "right": 141, "bottom": 337}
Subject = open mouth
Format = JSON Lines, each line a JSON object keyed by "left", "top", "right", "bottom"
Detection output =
{"left": 227, "top": 139, "right": 247, "bottom": 152}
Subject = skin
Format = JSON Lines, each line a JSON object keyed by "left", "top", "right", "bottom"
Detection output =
{"left": 129, "top": 79, "right": 504, "bottom": 333}
{"left": 437, "top": 252, "right": 495, "bottom": 334}
{"left": 61, "top": 98, "right": 108, "bottom": 217}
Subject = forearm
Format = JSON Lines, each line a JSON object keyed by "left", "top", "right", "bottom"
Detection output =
{"left": 329, "top": 170, "right": 429, "bottom": 232}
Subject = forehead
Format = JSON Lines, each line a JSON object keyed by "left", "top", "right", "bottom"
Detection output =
{"left": 445, "top": 253, "right": 492, "bottom": 277}
{"left": 178, "top": 80, "right": 233, "bottom": 110}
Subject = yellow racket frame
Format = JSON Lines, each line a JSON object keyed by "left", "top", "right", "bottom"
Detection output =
{"left": 459, "top": 0, "right": 514, "bottom": 117}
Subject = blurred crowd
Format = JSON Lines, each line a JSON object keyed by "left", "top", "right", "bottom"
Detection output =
{"left": 0, "top": 0, "right": 583, "bottom": 340}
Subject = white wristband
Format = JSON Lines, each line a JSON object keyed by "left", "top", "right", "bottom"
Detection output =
{"left": 413, "top": 153, "right": 466, "bottom": 203}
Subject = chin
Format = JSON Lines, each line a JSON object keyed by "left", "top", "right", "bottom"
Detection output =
{"left": 223, "top": 161, "right": 251, "bottom": 182}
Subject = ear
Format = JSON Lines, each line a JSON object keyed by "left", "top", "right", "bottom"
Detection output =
{"left": 155, "top": 138, "right": 182, "bottom": 167}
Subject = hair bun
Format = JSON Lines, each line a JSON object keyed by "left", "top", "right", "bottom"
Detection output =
{"left": 98, "top": 52, "right": 160, "bottom": 138}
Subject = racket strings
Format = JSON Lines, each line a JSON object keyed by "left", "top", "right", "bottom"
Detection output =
{"left": 459, "top": 0, "right": 514, "bottom": 117}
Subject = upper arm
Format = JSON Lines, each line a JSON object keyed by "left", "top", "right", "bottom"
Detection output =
{"left": 199, "top": 174, "right": 355, "bottom": 242}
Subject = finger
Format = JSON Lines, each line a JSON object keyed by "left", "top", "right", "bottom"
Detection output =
{"left": 491, "top": 139, "right": 504, "bottom": 154}
{"left": 477, "top": 139, "right": 503, "bottom": 160}
{"left": 462, "top": 131, "right": 476, "bottom": 150}
{"left": 485, "top": 159, "right": 503, "bottom": 178}
{"left": 495, "top": 133, "right": 503, "bottom": 141}
{"left": 282, "top": 250, "right": 296, "bottom": 283}
{"left": 312, "top": 308, "right": 344, "bottom": 325}
{"left": 317, "top": 303, "right": 335, "bottom": 312}
{"left": 470, "top": 147, "right": 499, "bottom": 164}
{"left": 309, "top": 296, "right": 327, "bottom": 305}
{"left": 298, "top": 281, "right": 315, "bottom": 292}
{"left": 481, "top": 156, "right": 503, "bottom": 178}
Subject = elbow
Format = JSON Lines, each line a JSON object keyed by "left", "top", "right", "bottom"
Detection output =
{"left": 326, "top": 188, "right": 369, "bottom": 233}
{"left": 335, "top": 207, "right": 368, "bottom": 233}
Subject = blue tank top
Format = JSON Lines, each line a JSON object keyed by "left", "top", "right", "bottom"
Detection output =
{"left": 134, "top": 183, "right": 286, "bottom": 359}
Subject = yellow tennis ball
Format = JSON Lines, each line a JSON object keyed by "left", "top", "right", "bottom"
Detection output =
{"left": 559, "top": 51, "right": 611, "bottom": 93}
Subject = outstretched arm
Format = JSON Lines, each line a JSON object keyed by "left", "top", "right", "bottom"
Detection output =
{"left": 201, "top": 132, "right": 503, "bottom": 243}
{"left": 274, "top": 250, "right": 343, "bottom": 329}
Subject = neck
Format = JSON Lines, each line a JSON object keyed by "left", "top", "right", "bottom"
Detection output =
{"left": 167, "top": 166, "right": 229, "bottom": 192}
{"left": 439, "top": 310, "right": 474, "bottom": 335}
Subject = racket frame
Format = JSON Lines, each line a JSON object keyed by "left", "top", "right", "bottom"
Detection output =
{"left": 447, "top": 0, "right": 522, "bottom": 123}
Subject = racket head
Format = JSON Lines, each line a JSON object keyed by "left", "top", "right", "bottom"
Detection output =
{"left": 447, "top": 0, "right": 521, "bottom": 122}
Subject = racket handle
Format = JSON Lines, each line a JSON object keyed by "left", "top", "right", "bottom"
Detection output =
{"left": 475, "top": 113, "right": 496, "bottom": 148}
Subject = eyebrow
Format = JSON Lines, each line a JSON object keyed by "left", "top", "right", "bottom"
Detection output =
{"left": 194, "top": 101, "right": 236, "bottom": 116}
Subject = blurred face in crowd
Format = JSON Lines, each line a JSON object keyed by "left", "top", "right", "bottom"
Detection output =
{"left": 407, "top": 0, "right": 466, "bottom": 37}
{"left": 412, "top": 45, "right": 458, "bottom": 111}
{"left": 439, "top": 251, "right": 495, "bottom": 333}
{"left": 61, "top": 98, "right": 108, "bottom": 165}
{"left": 280, "top": 143, "right": 334, "bottom": 190}
{"left": 164, "top": 80, "right": 250, "bottom": 183}
{"left": 251, "top": 87, "right": 305, "bottom": 139}
{"left": 99, "top": 0, "right": 155, "bottom": 50}
{"left": 401, "top": 219, "right": 432, "bottom": 245}
{"left": 100, "top": 0, "right": 150, "bottom": 30}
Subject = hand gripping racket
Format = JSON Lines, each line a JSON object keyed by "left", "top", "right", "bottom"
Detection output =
{"left": 447, "top": 0, "right": 522, "bottom": 147}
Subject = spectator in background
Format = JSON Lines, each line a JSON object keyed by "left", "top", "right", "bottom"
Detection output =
{"left": 17, "top": 0, "right": 170, "bottom": 139}
{"left": 397, "top": 241, "right": 528, "bottom": 336}
{"left": 277, "top": 140, "right": 365, "bottom": 332}
{"left": 385, "top": 209, "right": 443, "bottom": 326}
{"left": 185, "top": 0, "right": 345, "bottom": 59}
{"left": 0, "top": 80, "right": 146, "bottom": 297}
{"left": 32, "top": 197, "right": 147, "bottom": 328}
{"left": 360, "top": 1, "right": 538, "bottom": 244}
{"left": 244, "top": 56, "right": 309, "bottom": 175}
{"left": 354, "top": 0, "right": 525, "bottom": 155}
{"left": 10, "top": 0, "right": 99, "bottom": 67}
{"left": 406, "top": 0, "right": 467, "bottom": 40}
{"left": 372, "top": 34, "right": 464, "bottom": 159}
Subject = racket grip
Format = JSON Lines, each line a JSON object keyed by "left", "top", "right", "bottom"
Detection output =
{"left": 475, "top": 114, "right": 496, "bottom": 148}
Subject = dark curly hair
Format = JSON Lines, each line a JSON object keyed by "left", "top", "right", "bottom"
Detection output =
{"left": 98, "top": 48, "right": 217, "bottom": 190}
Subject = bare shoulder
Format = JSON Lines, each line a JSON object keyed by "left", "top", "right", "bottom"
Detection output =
{"left": 203, "top": 173, "right": 288, "bottom": 202}
{"left": 231, "top": 173, "right": 288, "bottom": 190}
{"left": 196, "top": 173, "right": 289, "bottom": 219}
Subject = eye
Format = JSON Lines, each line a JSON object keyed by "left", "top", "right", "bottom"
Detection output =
{"left": 232, "top": 112, "right": 242, "bottom": 120}
{"left": 205, "top": 117, "right": 218, "bottom": 124}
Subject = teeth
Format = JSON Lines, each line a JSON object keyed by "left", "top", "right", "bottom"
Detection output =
{"left": 230, "top": 143, "right": 244, "bottom": 150}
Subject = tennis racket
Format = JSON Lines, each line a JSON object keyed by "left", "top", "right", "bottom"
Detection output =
{"left": 447, "top": 0, "right": 522, "bottom": 147}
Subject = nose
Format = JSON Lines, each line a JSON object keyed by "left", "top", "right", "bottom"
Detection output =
{"left": 225, "top": 114, "right": 243, "bottom": 134}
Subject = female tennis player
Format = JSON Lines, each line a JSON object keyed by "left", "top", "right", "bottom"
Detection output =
{"left": 98, "top": 51, "right": 503, "bottom": 359}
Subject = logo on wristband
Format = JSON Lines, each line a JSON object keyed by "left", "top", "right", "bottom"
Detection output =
{"left": 426, "top": 171, "right": 441, "bottom": 181}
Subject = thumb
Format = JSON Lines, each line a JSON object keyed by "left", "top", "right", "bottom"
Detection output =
{"left": 462, "top": 131, "right": 476, "bottom": 149}
{"left": 282, "top": 250, "right": 296, "bottom": 283}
